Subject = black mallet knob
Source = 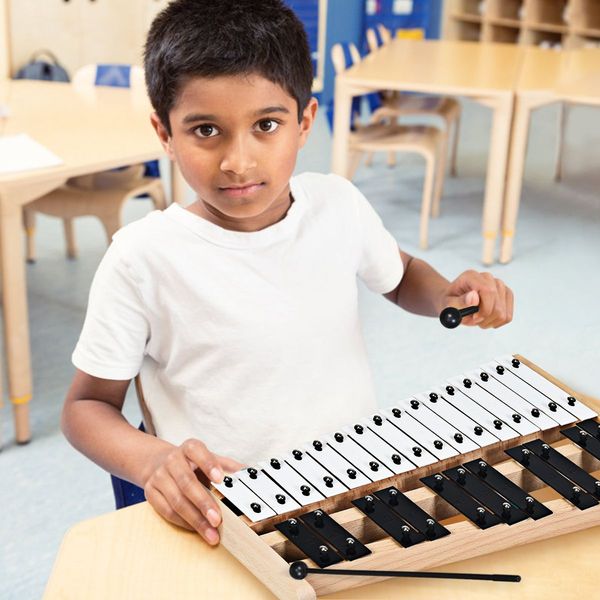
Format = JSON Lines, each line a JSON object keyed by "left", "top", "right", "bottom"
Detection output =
{"left": 439, "top": 305, "right": 479, "bottom": 329}
{"left": 289, "top": 561, "right": 308, "bottom": 580}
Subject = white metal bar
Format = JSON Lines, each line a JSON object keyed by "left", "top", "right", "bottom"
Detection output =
{"left": 213, "top": 474, "right": 277, "bottom": 522}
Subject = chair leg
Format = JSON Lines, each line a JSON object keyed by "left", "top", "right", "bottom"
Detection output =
{"left": 149, "top": 183, "right": 168, "bottom": 210}
{"left": 63, "top": 218, "right": 77, "bottom": 259}
{"left": 365, "top": 152, "right": 374, "bottom": 167}
{"left": 554, "top": 102, "right": 568, "bottom": 182}
{"left": 99, "top": 212, "right": 124, "bottom": 244}
{"left": 386, "top": 152, "right": 396, "bottom": 167}
{"left": 420, "top": 153, "right": 435, "bottom": 250}
{"left": 23, "top": 208, "right": 37, "bottom": 263}
{"left": 431, "top": 134, "right": 448, "bottom": 219}
{"left": 450, "top": 112, "right": 461, "bottom": 177}
{"left": 347, "top": 151, "right": 363, "bottom": 180}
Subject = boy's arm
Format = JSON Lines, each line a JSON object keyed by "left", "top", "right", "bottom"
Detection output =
{"left": 384, "top": 250, "right": 514, "bottom": 328}
{"left": 62, "top": 369, "right": 241, "bottom": 545}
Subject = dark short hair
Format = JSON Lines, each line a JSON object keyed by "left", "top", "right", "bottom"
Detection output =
{"left": 144, "top": 0, "right": 313, "bottom": 135}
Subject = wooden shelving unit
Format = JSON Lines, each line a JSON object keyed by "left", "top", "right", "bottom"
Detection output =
{"left": 444, "top": 0, "right": 600, "bottom": 48}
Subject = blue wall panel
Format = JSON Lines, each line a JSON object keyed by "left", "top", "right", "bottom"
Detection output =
{"left": 285, "top": 1, "right": 442, "bottom": 108}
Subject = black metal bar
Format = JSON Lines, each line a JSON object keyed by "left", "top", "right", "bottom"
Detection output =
{"left": 444, "top": 466, "right": 528, "bottom": 525}
{"left": 561, "top": 425, "right": 600, "bottom": 461}
{"left": 276, "top": 518, "right": 342, "bottom": 568}
{"left": 575, "top": 419, "right": 600, "bottom": 441}
{"left": 524, "top": 439, "right": 600, "bottom": 498}
{"left": 420, "top": 473, "right": 501, "bottom": 529}
{"left": 505, "top": 445, "right": 598, "bottom": 509}
{"left": 462, "top": 458, "right": 552, "bottom": 520}
{"left": 300, "top": 509, "right": 371, "bottom": 561}
{"left": 352, "top": 494, "right": 425, "bottom": 547}
{"left": 374, "top": 486, "right": 450, "bottom": 540}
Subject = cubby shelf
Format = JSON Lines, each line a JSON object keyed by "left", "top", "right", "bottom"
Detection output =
{"left": 444, "top": 0, "right": 600, "bottom": 48}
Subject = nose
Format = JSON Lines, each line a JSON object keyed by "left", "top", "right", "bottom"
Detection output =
{"left": 220, "top": 134, "right": 257, "bottom": 175}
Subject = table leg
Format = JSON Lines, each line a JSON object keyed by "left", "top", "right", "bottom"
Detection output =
{"left": 480, "top": 93, "right": 514, "bottom": 266}
{"left": 330, "top": 79, "right": 353, "bottom": 177}
{"left": 0, "top": 196, "right": 32, "bottom": 444}
{"left": 500, "top": 96, "right": 546, "bottom": 264}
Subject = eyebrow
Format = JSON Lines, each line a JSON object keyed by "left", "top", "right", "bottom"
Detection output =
{"left": 182, "top": 105, "right": 290, "bottom": 124}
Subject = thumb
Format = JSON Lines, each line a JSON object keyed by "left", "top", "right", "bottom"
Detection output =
{"left": 461, "top": 289, "right": 479, "bottom": 308}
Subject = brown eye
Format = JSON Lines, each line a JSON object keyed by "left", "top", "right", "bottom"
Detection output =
{"left": 196, "top": 124, "right": 218, "bottom": 138}
{"left": 257, "top": 119, "right": 278, "bottom": 133}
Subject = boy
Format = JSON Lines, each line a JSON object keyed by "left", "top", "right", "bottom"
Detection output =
{"left": 62, "top": 0, "right": 513, "bottom": 548}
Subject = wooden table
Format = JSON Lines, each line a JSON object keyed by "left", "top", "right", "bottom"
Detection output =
{"left": 44, "top": 500, "right": 600, "bottom": 599}
{"left": 331, "top": 39, "right": 524, "bottom": 266}
{"left": 0, "top": 79, "right": 181, "bottom": 445}
{"left": 501, "top": 47, "right": 600, "bottom": 263}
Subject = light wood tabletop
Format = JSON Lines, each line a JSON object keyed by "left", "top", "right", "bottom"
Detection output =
{"left": 0, "top": 79, "right": 178, "bottom": 445}
{"left": 331, "top": 39, "right": 525, "bottom": 265}
{"left": 501, "top": 47, "right": 600, "bottom": 264}
{"left": 44, "top": 500, "right": 600, "bottom": 599}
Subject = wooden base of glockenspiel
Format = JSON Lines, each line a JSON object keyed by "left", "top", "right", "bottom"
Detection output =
{"left": 212, "top": 357, "right": 600, "bottom": 600}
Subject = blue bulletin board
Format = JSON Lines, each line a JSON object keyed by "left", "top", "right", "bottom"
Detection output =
{"left": 364, "top": 0, "right": 442, "bottom": 40}
{"left": 285, "top": 0, "right": 321, "bottom": 78}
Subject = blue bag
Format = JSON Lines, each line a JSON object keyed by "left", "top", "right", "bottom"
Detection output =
{"left": 15, "top": 50, "right": 70, "bottom": 82}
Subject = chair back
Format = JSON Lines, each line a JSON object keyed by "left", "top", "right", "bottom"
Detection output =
{"left": 331, "top": 42, "right": 361, "bottom": 75}
{"left": 327, "top": 42, "right": 382, "bottom": 132}
{"left": 72, "top": 64, "right": 145, "bottom": 91}
{"left": 366, "top": 24, "right": 393, "bottom": 53}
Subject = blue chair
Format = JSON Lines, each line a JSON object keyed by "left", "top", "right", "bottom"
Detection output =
{"left": 23, "top": 64, "right": 167, "bottom": 262}
{"left": 112, "top": 375, "right": 154, "bottom": 509}
{"left": 111, "top": 423, "right": 147, "bottom": 509}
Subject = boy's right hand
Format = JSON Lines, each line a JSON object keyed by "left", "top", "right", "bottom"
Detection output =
{"left": 143, "top": 439, "right": 243, "bottom": 545}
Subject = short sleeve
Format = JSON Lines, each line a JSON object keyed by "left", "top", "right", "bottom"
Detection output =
{"left": 72, "top": 242, "right": 149, "bottom": 380}
{"left": 354, "top": 186, "right": 404, "bottom": 294}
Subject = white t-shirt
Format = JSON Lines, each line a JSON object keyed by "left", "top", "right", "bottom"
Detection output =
{"left": 72, "top": 172, "right": 403, "bottom": 465}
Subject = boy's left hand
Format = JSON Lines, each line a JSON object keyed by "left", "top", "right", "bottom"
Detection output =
{"left": 440, "top": 270, "right": 514, "bottom": 329}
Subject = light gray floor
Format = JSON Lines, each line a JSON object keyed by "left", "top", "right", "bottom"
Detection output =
{"left": 1, "top": 99, "right": 600, "bottom": 599}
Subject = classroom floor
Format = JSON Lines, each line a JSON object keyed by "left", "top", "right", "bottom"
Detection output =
{"left": 2, "top": 99, "right": 600, "bottom": 599}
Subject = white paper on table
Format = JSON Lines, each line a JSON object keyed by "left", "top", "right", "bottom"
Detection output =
{"left": 0, "top": 133, "right": 63, "bottom": 174}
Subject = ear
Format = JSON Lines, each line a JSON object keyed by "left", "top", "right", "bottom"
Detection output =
{"left": 298, "top": 97, "right": 318, "bottom": 148}
{"left": 150, "top": 112, "right": 175, "bottom": 160}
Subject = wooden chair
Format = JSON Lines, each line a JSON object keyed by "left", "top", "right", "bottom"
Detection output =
{"left": 110, "top": 375, "right": 155, "bottom": 509}
{"left": 332, "top": 42, "right": 445, "bottom": 249}
{"left": 23, "top": 64, "right": 167, "bottom": 261}
{"left": 554, "top": 102, "right": 568, "bottom": 182}
{"left": 365, "top": 25, "right": 462, "bottom": 217}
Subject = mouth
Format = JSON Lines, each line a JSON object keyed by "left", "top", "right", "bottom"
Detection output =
{"left": 218, "top": 182, "right": 265, "bottom": 198}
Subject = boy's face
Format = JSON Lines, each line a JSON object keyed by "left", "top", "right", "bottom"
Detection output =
{"left": 151, "top": 73, "right": 317, "bottom": 231}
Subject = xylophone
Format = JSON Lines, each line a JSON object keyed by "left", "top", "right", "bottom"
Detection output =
{"left": 209, "top": 355, "right": 600, "bottom": 599}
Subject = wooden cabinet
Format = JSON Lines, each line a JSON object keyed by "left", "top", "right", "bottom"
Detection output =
{"left": 443, "top": 0, "right": 600, "bottom": 48}
{"left": 6, "top": 0, "right": 170, "bottom": 77}
{"left": 3, "top": 0, "right": 326, "bottom": 91}
{"left": 1, "top": 0, "right": 9, "bottom": 78}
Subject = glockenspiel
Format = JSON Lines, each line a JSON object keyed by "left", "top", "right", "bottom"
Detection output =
{"left": 208, "top": 355, "right": 600, "bottom": 599}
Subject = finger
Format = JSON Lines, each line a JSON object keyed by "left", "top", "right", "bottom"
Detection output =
{"left": 474, "top": 274, "right": 498, "bottom": 328}
{"left": 163, "top": 450, "right": 223, "bottom": 528}
{"left": 506, "top": 285, "right": 514, "bottom": 323}
{"left": 446, "top": 289, "right": 481, "bottom": 327}
{"left": 182, "top": 439, "right": 225, "bottom": 483}
{"left": 145, "top": 484, "right": 194, "bottom": 531}
{"left": 154, "top": 468, "right": 221, "bottom": 544}
{"left": 488, "top": 279, "right": 508, "bottom": 328}
{"left": 215, "top": 454, "right": 245, "bottom": 473}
